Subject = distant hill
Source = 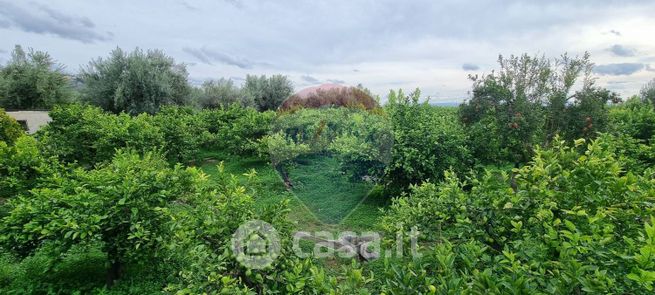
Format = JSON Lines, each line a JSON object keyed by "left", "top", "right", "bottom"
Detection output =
{"left": 428, "top": 101, "right": 461, "bottom": 107}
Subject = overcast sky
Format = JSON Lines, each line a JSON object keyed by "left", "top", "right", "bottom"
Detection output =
{"left": 1, "top": 0, "right": 654, "bottom": 102}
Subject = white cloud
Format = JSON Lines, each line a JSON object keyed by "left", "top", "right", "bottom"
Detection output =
{"left": 1, "top": 0, "right": 654, "bottom": 100}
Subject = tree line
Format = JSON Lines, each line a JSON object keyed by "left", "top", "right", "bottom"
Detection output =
{"left": 0, "top": 45, "right": 294, "bottom": 113}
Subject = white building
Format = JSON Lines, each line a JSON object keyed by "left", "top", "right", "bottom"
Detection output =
{"left": 6, "top": 111, "right": 51, "bottom": 134}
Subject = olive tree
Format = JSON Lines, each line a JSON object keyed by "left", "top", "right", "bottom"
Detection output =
{"left": 79, "top": 48, "right": 191, "bottom": 115}
{"left": 0, "top": 45, "right": 72, "bottom": 110}
{"left": 641, "top": 78, "right": 655, "bottom": 106}
{"left": 195, "top": 78, "right": 245, "bottom": 109}
{"left": 243, "top": 74, "right": 293, "bottom": 111}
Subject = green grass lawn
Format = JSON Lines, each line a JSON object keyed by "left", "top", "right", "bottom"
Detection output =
{"left": 289, "top": 154, "right": 374, "bottom": 225}
{"left": 196, "top": 150, "right": 325, "bottom": 231}
{"left": 197, "top": 150, "right": 386, "bottom": 233}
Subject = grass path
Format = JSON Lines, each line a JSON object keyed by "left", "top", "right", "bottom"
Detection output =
{"left": 289, "top": 155, "right": 373, "bottom": 224}
{"left": 196, "top": 150, "right": 385, "bottom": 233}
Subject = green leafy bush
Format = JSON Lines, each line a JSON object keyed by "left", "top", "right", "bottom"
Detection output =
{"left": 607, "top": 98, "right": 655, "bottom": 173}
{"left": 381, "top": 136, "right": 655, "bottom": 293}
{"left": 459, "top": 53, "right": 616, "bottom": 165}
{"left": 150, "top": 106, "right": 204, "bottom": 163}
{"left": 260, "top": 132, "right": 310, "bottom": 186}
{"left": 329, "top": 110, "right": 393, "bottom": 180}
{"left": 610, "top": 97, "right": 655, "bottom": 143}
{"left": 199, "top": 106, "right": 274, "bottom": 155}
{"left": 0, "top": 108, "right": 23, "bottom": 145}
{"left": 384, "top": 89, "right": 471, "bottom": 193}
{"left": 37, "top": 104, "right": 165, "bottom": 166}
{"left": 0, "top": 136, "right": 62, "bottom": 200}
{"left": 0, "top": 150, "right": 199, "bottom": 285}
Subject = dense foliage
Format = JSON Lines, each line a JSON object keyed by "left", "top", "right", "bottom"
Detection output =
{"left": 79, "top": 48, "right": 191, "bottom": 115}
{"left": 607, "top": 98, "right": 655, "bottom": 173}
{"left": 0, "top": 151, "right": 198, "bottom": 284}
{"left": 199, "top": 106, "right": 275, "bottom": 156}
{"left": 381, "top": 136, "right": 655, "bottom": 293}
{"left": 37, "top": 104, "right": 165, "bottom": 166}
{"left": 0, "top": 108, "right": 24, "bottom": 145}
{"left": 0, "top": 45, "right": 72, "bottom": 110}
{"left": 2, "top": 49, "right": 654, "bottom": 294}
{"left": 384, "top": 89, "right": 471, "bottom": 192}
{"left": 194, "top": 78, "right": 248, "bottom": 109}
{"left": 243, "top": 74, "right": 294, "bottom": 111}
{"left": 37, "top": 104, "right": 274, "bottom": 166}
{"left": 641, "top": 78, "right": 655, "bottom": 106}
{"left": 460, "top": 53, "right": 618, "bottom": 165}
{"left": 0, "top": 136, "right": 62, "bottom": 200}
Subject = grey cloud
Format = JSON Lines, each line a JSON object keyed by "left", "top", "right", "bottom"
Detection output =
{"left": 38, "top": 5, "right": 94, "bottom": 28}
{"left": 0, "top": 2, "right": 110, "bottom": 43}
{"left": 647, "top": 65, "right": 655, "bottom": 72}
{"left": 609, "top": 44, "right": 635, "bottom": 57}
{"left": 593, "top": 63, "right": 645, "bottom": 75}
{"left": 301, "top": 75, "right": 320, "bottom": 84}
{"left": 353, "top": 69, "right": 360, "bottom": 72}
{"left": 223, "top": 0, "right": 244, "bottom": 9}
{"left": 462, "top": 63, "right": 480, "bottom": 71}
{"left": 180, "top": 1, "right": 198, "bottom": 10}
{"left": 184, "top": 47, "right": 256, "bottom": 69}
{"left": 608, "top": 29, "right": 622, "bottom": 36}
{"left": 606, "top": 80, "right": 629, "bottom": 85}
{"left": 327, "top": 79, "right": 345, "bottom": 84}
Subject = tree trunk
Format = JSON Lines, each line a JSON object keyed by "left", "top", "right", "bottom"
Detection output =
{"left": 274, "top": 164, "right": 293, "bottom": 189}
{"left": 106, "top": 251, "right": 122, "bottom": 287}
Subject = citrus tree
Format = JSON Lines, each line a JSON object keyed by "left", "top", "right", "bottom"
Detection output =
{"left": 381, "top": 136, "right": 655, "bottom": 293}
{"left": 0, "top": 151, "right": 198, "bottom": 285}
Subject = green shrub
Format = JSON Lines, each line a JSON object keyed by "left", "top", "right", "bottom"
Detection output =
{"left": 607, "top": 98, "right": 655, "bottom": 173}
{"left": 0, "top": 136, "right": 62, "bottom": 200}
{"left": 329, "top": 110, "right": 393, "bottom": 180}
{"left": 0, "top": 108, "right": 23, "bottom": 145}
{"left": 384, "top": 89, "right": 471, "bottom": 193}
{"left": 37, "top": 104, "right": 165, "bottom": 166}
{"left": 199, "top": 106, "right": 274, "bottom": 155}
{"left": 459, "top": 53, "right": 615, "bottom": 165}
{"left": 150, "top": 106, "right": 203, "bottom": 163}
{"left": 381, "top": 136, "right": 655, "bottom": 293}
{"left": 610, "top": 97, "right": 655, "bottom": 143}
{"left": 0, "top": 150, "right": 199, "bottom": 285}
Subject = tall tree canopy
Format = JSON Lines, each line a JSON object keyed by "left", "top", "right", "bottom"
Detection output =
{"left": 0, "top": 45, "right": 72, "bottom": 110}
{"left": 194, "top": 78, "right": 246, "bottom": 109}
{"left": 243, "top": 74, "right": 293, "bottom": 111}
{"left": 80, "top": 48, "right": 191, "bottom": 115}
{"left": 459, "top": 53, "right": 618, "bottom": 165}
{"left": 641, "top": 78, "right": 655, "bottom": 107}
